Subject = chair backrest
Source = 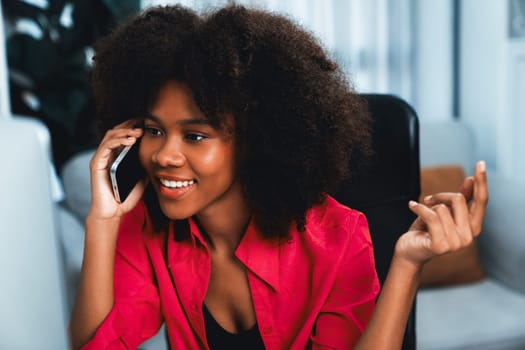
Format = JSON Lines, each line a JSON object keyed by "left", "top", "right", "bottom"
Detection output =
{"left": 333, "top": 94, "right": 420, "bottom": 350}
{"left": 0, "top": 118, "right": 69, "bottom": 349}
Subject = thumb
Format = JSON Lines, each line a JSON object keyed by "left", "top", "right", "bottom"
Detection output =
{"left": 121, "top": 177, "right": 149, "bottom": 212}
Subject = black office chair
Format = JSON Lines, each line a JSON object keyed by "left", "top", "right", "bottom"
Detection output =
{"left": 333, "top": 94, "right": 420, "bottom": 350}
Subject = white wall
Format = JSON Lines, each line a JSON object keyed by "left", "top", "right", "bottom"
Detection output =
{"left": 460, "top": 0, "right": 507, "bottom": 172}
{"left": 459, "top": 0, "right": 525, "bottom": 179}
{"left": 413, "top": 0, "right": 524, "bottom": 180}
{"left": 506, "top": 41, "right": 525, "bottom": 178}
{"left": 412, "top": 0, "right": 453, "bottom": 122}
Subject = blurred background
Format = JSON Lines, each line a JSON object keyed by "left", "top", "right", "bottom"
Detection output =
{"left": 1, "top": 0, "right": 524, "bottom": 349}
{"left": 3, "top": 0, "right": 524, "bottom": 175}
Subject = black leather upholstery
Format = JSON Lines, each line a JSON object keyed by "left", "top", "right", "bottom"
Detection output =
{"left": 333, "top": 94, "right": 420, "bottom": 350}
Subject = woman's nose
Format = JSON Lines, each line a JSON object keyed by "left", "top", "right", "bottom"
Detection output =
{"left": 153, "top": 139, "right": 186, "bottom": 168}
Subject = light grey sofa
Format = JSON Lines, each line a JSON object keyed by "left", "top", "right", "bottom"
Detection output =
{"left": 417, "top": 121, "right": 525, "bottom": 350}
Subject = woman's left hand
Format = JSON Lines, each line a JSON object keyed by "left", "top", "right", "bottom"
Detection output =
{"left": 394, "top": 160, "right": 489, "bottom": 269}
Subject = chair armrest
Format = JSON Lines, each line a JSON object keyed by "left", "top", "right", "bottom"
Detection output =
{"left": 478, "top": 172, "right": 525, "bottom": 294}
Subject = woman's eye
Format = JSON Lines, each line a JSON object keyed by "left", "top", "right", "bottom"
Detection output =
{"left": 144, "top": 126, "right": 163, "bottom": 136}
{"left": 185, "top": 133, "right": 205, "bottom": 142}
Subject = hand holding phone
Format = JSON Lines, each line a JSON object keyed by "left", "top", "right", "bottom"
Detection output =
{"left": 109, "top": 141, "right": 145, "bottom": 203}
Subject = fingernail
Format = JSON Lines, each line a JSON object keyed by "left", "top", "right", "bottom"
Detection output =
{"left": 409, "top": 200, "right": 418, "bottom": 207}
{"left": 424, "top": 195, "right": 432, "bottom": 202}
{"left": 478, "top": 160, "right": 486, "bottom": 172}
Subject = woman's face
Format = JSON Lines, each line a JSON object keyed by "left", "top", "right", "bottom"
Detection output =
{"left": 139, "top": 81, "right": 240, "bottom": 220}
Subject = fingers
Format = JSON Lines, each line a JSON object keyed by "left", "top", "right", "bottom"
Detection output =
{"left": 408, "top": 201, "right": 447, "bottom": 253}
{"left": 423, "top": 192, "right": 472, "bottom": 244}
{"left": 423, "top": 160, "right": 488, "bottom": 237}
{"left": 470, "top": 160, "right": 489, "bottom": 234}
{"left": 434, "top": 203, "right": 465, "bottom": 250}
{"left": 98, "top": 119, "right": 144, "bottom": 150}
{"left": 92, "top": 122, "right": 144, "bottom": 170}
{"left": 121, "top": 178, "right": 149, "bottom": 211}
{"left": 100, "top": 124, "right": 143, "bottom": 145}
{"left": 404, "top": 161, "right": 488, "bottom": 263}
{"left": 408, "top": 200, "right": 471, "bottom": 255}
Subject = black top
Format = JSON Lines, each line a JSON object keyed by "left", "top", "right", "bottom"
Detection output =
{"left": 203, "top": 304, "right": 265, "bottom": 350}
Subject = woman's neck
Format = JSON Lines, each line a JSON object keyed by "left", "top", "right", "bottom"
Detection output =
{"left": 195, "top": 182, "right": 251, "bottom": 254}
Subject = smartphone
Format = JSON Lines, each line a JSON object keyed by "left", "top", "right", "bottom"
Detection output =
{"left": 109, "top": 141, "right": 145, "bottom": 203}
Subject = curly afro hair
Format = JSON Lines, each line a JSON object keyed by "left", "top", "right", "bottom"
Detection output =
{"left": 91, "top": 5, "right": 200, "bottom": 131}
{"left": 91, "top": 4, "right": 371, "bottom": 238}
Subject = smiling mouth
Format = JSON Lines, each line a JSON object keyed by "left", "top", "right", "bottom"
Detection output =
{"left": 159, "top": 178, "right": 195, "bottom": 189}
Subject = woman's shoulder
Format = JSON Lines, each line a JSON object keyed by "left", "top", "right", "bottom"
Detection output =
{"left": 114, "top": 201, "right": 161, "bottom": 280}
{"left": 306, "top": 195, "right": 367, "bottom": 230}
{"left": 301, "top": 195, "right": 370, "bottom": 248}
{"left": 117, "top": 201, "right": 159, "bottom": 251}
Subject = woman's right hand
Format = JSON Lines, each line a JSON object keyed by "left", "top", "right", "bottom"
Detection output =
{"left": 72, "top": 120, "right": 146, "bottom": 348}
{"left": 88, "top": 120, "right": 146, "bottom": 221}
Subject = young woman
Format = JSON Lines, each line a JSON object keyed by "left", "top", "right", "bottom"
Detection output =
{"left": 70, "top": 5, "right": 488, "bottom": 349}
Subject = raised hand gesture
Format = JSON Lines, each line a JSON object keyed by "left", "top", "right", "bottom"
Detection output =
{"left": 395, "top": 161, "right": 489, "bottom": 268}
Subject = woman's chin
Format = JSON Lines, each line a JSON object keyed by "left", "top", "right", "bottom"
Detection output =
{"left": 158, "top": 201, "right": 194, "bottom": 221}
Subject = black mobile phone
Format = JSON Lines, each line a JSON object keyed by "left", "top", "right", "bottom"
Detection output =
{"left": 109, "top": 141, "right": 145, "bottom": 203}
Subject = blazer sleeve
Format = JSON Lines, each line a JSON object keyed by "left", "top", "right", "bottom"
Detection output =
{"left": 310, "top": 212, "right": 380, "bottom": 349}
{"left": 81, "top": 204, "right": 163, "bottom": 349}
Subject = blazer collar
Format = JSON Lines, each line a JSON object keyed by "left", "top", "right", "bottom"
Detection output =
{"left": 234, "top": 218, "right": 281, "bottom": 292}
{"left": 169, "top": 216, "right": 282, "bottom": 292}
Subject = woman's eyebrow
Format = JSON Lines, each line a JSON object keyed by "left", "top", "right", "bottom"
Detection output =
{"left": 145, "top": 113, "right": 211, "bottom": 126}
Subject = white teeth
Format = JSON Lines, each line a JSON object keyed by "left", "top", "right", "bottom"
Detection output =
{"left": 160, "top": 179, "right": 194, "bottom": 188}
